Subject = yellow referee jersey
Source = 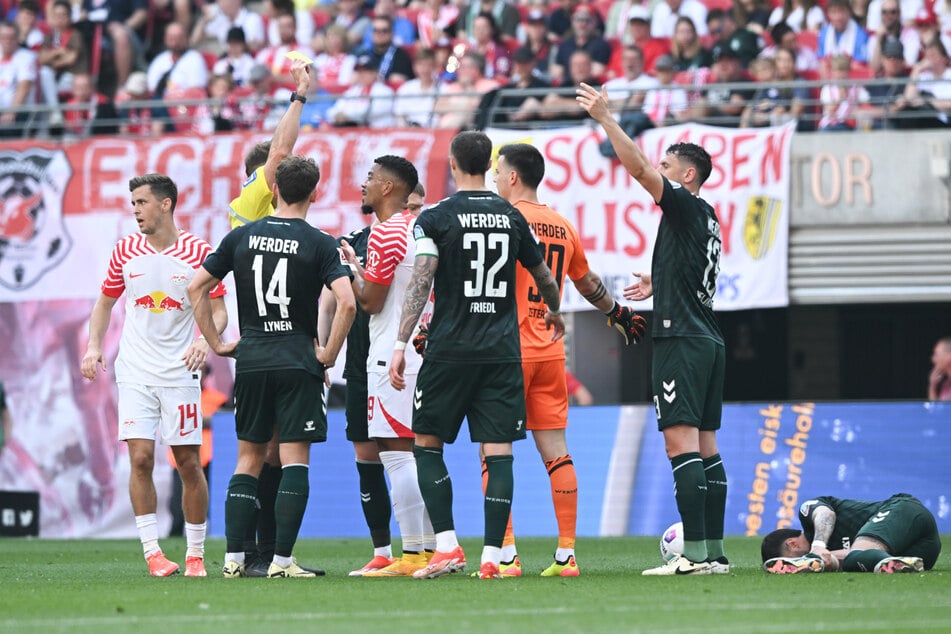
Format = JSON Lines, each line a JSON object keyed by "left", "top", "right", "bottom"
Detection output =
{"left": 229, "top": 166, "right": 275, "bottom": 228}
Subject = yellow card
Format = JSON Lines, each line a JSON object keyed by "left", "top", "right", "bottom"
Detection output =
{"left": 284, "top": 50, "right": 314, "bottom": 64}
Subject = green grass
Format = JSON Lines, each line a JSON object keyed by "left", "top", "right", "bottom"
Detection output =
{"left": 2, "top": 536, "right": 949, "bottom": 633}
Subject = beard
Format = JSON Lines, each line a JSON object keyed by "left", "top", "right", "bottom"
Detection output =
{"left": 360, "top": 204, "right": 375, "bottom": 216}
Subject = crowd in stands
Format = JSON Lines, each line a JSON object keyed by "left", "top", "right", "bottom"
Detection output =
{"left": 1, "top": 0, "right": 950, "bottom": 139}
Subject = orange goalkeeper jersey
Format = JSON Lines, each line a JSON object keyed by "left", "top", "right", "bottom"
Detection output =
{"left": 514, "top": 200, "right": 591, "bottom": 362}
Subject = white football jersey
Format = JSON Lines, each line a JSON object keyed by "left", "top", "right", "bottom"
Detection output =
{"left": 101, "top": 231, "right": 226, "bottom": 386}
{"left": 364, "top": 211, "right": 432, "bottom": 375}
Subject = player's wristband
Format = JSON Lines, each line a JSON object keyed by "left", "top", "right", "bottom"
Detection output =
{"left": 394, "top": 341, "right": 407, "bottom": 351}
{"left": 603, "top": 301, "right": 620, "bottom": 316}
{"left": 811, "top": 540, "right": 827, "bottom": 551}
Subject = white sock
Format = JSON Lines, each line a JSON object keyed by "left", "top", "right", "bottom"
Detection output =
{"left": 501, "top": 544, "right": 518, "bottom": 562}
{"left": 135, "top": 513, "right": 160, "bottom": 557}
{"left": 555, "top": 547, "right": 575, "bottom": 562}
{"left": 225, "top": 552, "right": 245, "bottom": 565}
{"left": 423, "top": 505, "right": 435, "bottom": 551}
{"left": 481, "top": 545, "right": 502, "bottom": 566}
{"left": 374, "top": 545, "right": 393, "bottom": 559}
{"left": 435, "top": 530, "right": 459, "bottom": 553}
{"left": 185, "top": 521, "right": 206, "bottom": 559}
{"left": 380, "top": 450, "right": 426, "bottom": 553}
{"left": 273, "top": 554, "right": 293, "bottom": 568}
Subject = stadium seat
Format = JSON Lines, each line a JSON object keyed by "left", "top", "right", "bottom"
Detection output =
{"left": 201, "top": 50, "right": 218, "bottom": 72}
{"left": 164, "top": 87, "right": 207, "bottom": 132}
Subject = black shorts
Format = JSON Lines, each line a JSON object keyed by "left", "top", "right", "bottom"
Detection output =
{"left": 413, "top": 360, "right": 527, "bottom": 444}
{"left": 652, "top": 337, "right": 725, "bottom": 431}
{"left": 344, "top": 376, "right": 370, "bottom": 442}
{"left": 234, "top": 369, "right": 327, "bottom": 444}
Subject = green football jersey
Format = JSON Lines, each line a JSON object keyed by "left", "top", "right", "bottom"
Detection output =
{"left": 413, "top": 190, "right": 543, "bottom": 363}
{"left": 203, "top": 216, "right": 351, "bottom": 375}
{"left": 799, "top": 496, "right": 883, "bottom": 550}
{"left": 651, "top": 177, "right": 724, "bottom": 343}
{"left": 338, "top": 227, "right": 371, "bottom": 382}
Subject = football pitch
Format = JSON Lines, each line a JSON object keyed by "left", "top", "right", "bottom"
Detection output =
{"left": 2, "top": 536, "right": 949, "bottom": 633}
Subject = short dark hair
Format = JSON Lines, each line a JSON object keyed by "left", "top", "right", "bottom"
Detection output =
{"left": 18, "top": 0, "right": 40, "bottom": 15}
{"left": 413, "top": 181, "right": 426, "bottom": 197}
{"left": 244, "top": 142, "right": 270, "bottom": 177}
{"left": 667, "top": 142, "right": 713, "bottom": 187}
{"left": 498, "top": 143, "right": 545, "bottom": 190}
{"left": 451, "top": 131, "right": 492, "bottom": 176}
{"left": 761, "top": 528, "right": 802, "bottom": 562}
{"left": 129, "top": 173, "right": 178, "bottom": 212}
{"left": 51, "top": 0, "right": 72, "bottom": 14}
{"left": 375, "top": 155, "right": 419, "bottom": 196}
{"left": 275, "top": 156, "right": 320, "bottom": 205}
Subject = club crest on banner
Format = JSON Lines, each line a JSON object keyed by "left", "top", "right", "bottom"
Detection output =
{"left": 744, "top": 196, "right": 782, "bottom": 261}
{"left": 0, "top": 149, "right": 72, "bottom": 291}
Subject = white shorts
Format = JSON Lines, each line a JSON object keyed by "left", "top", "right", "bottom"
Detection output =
{"left": 367, "top": 371, "right": 416, "bottom": 439}
{"left": 117, "top": 383, "right": 202, "bottom": 446}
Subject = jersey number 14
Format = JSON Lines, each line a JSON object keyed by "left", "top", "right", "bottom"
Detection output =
{"left": 251, "top": 254, "right": 291, "bottom": 318}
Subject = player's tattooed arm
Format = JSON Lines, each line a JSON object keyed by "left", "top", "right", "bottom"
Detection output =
{"left": 573, "top": 270, "right": 615, "bottom": 313}
{"left": 397, "top": 254, "right": 437, "bottom": 344}
{"left": 809, "top": 505, "right": 837, "bottom": 554}
{"left": 529, "top": 261, "right": 566, "bottom": 343}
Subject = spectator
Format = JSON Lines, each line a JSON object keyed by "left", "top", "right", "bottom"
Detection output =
{"left": 865, "top": 38, "right": 911, "bottom": 128}
{"left": 548, "top": 0, "right": 605, "bottom": 42}
{"left": 38, "top": 1, "right": 88, "bottom": 128}
{"left": 212, "top": 26, "right": 256, "bottom": 86}
{"left": 817, "top": 53, "right": 870, "bottom": 130}
{"left": 868, "top": 0, "right": 921, "bottom": 73}
{"left": 740, "top": 56, "right": 801, "bottom": 127}
{"left": 652, "top": 0, "right": 709, "bottom": 39}
{"left": 464, "top": 11, "right": 512, "bottom": 80}
{"left": 80, "top": 0, "right": 147, "bottom": 91}
{"left": 565, "top": 370, "right": 593, "bottom": 406}
{"left": 735, "top": 0, "right": 773, "bottom": 36}
{"left": 14, "top": 0, "right": 43, "bottom": 51}
{"left": 190, "top": 0, "right": 265, "bottom": 55}
{"left": 517, "top": 8, "right": 555, "bottom": 83}
{"left": 891, "top": 37, "right": 951, "bottom": 127}
{"left": 416, "top": 0, "right": 460, "bottom": 50}
{"left": 928, "top": 336, "right": 951, "bottom": 401}
{"left": 642, "top": 54, "right": 690, "bottom": 126}
{"left": 193, "top": 73, "right": 240, "bottom": 133}
{"left": 62, "top": 71, "right": 118, "bottom": 136}
{"left": 236, "top": 63, "right": 278, "bottom": 130}
{"left": 691, "top": 45, "right": 755, "bottom": 127}
{"left": 759, "top": 21, "right": 819, "bottom": 72}
{"left": 332, "top": 0, "right": 371, "bottom": 50}
{"left": 480, "top": 44, "right": 551, "bottom": 126}
{"left": 264, "top": 0, "right": 314, "bottom": 49}
{"left": 511, "top": 49, "right": 600, "bottom": 124}
{"left": 356, "top": 15, "right": 414, "bottom": 88}
{"left": 605, "top": 0, "right": 642, "bottom": 43}
{"left": 912, "top": 6, "right": 951, "bottom": 51}
{"left": 255, "top": 12, "right": 314, "bottom": 91}
{"left": 769, "top": 0, "right": 826, "bottom": 32}
{"left": 604, "top": 45, "right": 658, "bottom": 111}
{"left": 433, "top": 50, "right": 499, "bottom": 128}
{"left": 866, "top": 0, "right": 924, "bottom": 31}
{"left": 144, "top": 0, "right": 193, "bottom": 60}
{"left": 670, "top": 16, "right": 712, "bottom": 72}
{"left": 773, "top": 46, "right": 814, "bottom": 128}
{"left": 115, "top": 71, "right": 159, "bottom": 136}
{"left": 457, "top": 0, "right": 521, "bottom": 42}
{"left": 325, "top": 53, "right": 396, "bottom": 128}
{"left": 312, "top": 24, "right": 357, "bottom": 94}
{"left": 709, "top": 8, "right": 762, "bottom": 68}
{"left": 550, "top": 3, "right": 612, "bottom": 85}
{"left": 0, "top": 21, "right": 36, "bottom": 139}
{"left": 147, "top": 23, "right": 209, "bottom": 100}
{"left": 610, "top": 6, "right": 669, "bottom": 76}
{"left": 817, "top": 0, "right": 870, "bottom": 63}
{"left": 395, "top": 47, "right": 442, "bottom": 127}
{"left": 359, "top": 0, "right": 415, "bottom": 49}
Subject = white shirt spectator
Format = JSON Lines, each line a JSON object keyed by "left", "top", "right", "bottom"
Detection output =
{"left": 866, "top": 0, "right": 924, "bottom": 31}
{"left": 394, "top": 77, "right": 441, "bottom": 127}
{"left": 147, "top": 49, "right": 210, "bottom": 94}
{"left": 326, "top": 81, "right": 396, "bottom": 128}
{"left": 267, "top": 10, "right": 315, "bottom": 48}
{"left": 643, "top": 85, "right": 689, "bottom": 123}
{"left": 767, "top": 5, "right": 826, "bottom": 32}
{"left": 204, "top": 8, "right": 265, "bottom": 51}
{"left": 604, "top": 73, "right": 660, "bottom": 105}
{"left": 0, "top": 48, "right": 37, "bottom": 109}
{"left": 213, "top": 52, "right": 256, "bottom": 86}
{"left": 651, "top": 0, "right": 709, "bottom": 38}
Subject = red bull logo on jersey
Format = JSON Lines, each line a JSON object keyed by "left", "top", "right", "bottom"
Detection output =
{"left": 132, "top": 292, "right": 186, "bottom": 313}
{"left": 0, "top": 149, "right": 72, "bottom": 291}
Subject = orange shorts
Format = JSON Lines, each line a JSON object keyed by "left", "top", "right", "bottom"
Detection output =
{"left": 522, "top": 359, "right": 569, "bottom": 431}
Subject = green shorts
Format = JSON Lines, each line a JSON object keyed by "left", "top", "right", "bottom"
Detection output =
{"left": 234, "top": 369, "right": 327, "bottom": 444}
{"left": 344, "top": 376, "right": 370, "bottom": 442}
{"left": 652, "top": 337, "right": 725, "bottom": 431}
{"left": 856, "top": 493, "right": 942, "bottom": 570}
{"left": 413, "top": 360, "right": 527, "bottom": 444}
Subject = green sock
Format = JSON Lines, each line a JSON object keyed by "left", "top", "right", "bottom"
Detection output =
{"left": 414, "top": 445, "right": 454, "bottom": 533}
{"left": 483, "top": 455, "right": 514, "bottom": 549}
{"left": 274, "top": 465, "right": 309, "bottom": 558}
{"left": 356, "top": 460, "right": 392, "bottom": 549}
{"left": 703, "top": 453, "right": 727, "bottom": 560}
{"left": 256, "top": 462, "right": 281, "bottom": 559}
{"left": 671, "top": 452, "right": 708, "bottom": 562}
{"left": 225, "top": 474, "right": 258, "bottom": 554}
{"left": 843, "top": 548, "right": 890, "bottom": 572}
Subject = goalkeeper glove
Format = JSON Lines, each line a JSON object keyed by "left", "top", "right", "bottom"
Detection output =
{"left": 606, "top": 302, "right": 646, "bottom": 345}
{"left": 412, "top": 324, "right": 429, "bottom": 357}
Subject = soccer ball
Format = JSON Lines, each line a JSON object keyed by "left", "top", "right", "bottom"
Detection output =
{"left": 659, "top": 522, "right": 684, "bottom": 562}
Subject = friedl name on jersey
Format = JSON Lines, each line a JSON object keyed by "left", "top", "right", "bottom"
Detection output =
{"left": 264, "top": 320, "right": 293, "bottom": 332}
{"left": 248, "top": 235, "right": 300, "bottom": 254}
{"left": 470, "top": 301, "right": 497, "bottom": 314}
{"left": 458, "top": 213, "right": 511, "bottom": 229}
